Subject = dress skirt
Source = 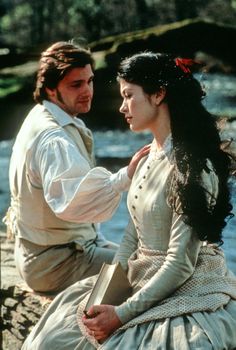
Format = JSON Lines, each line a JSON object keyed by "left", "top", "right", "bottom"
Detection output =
{"left": 22, "top": 275, "right": 236, "bottom": 350}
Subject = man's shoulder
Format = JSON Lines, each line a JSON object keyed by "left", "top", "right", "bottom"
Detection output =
{"left": 30, "top": 103, "right": 57, "bottom": 121}
{"left": 23, "top": 104, "right": 61, "bottom": 133}
{"left": 16, "top": 104, "right": 63, "bottom": 147}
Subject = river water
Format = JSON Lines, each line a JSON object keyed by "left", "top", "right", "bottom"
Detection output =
{"left": 0, "top": 72, "right": 236, "bottom": 272}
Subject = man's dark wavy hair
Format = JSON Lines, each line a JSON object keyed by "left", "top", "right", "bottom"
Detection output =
{"left": 33, "top": 41, "right": 94, "bottom": 103}
{"left": 117, "top": 51, "right": 234, "bottom": 244}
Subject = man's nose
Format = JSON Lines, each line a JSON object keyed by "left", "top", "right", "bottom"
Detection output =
{"left": 84, "top": 83, "right": 93, "bottom": 96}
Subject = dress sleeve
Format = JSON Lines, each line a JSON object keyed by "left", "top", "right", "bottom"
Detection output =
{"left": 28, "top": 128, "right": 131, "bottom": 223}
{"left": 114, "top": 219, "right": 139, "bottom": 271}
{"left": 115, "top": 165, "right": 218, "bottom": 324}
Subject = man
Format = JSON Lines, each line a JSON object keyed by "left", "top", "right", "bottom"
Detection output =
{"left": 5, "top": 41, "right": 148, "bottom": 294}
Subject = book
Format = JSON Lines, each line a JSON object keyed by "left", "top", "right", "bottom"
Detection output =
{"left": 84, "top": 262, "right": 132, "bottom": 312}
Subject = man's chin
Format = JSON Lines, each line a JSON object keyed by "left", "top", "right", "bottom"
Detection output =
{"left": 77, "top": 105, "right": 91, "bottom": 115}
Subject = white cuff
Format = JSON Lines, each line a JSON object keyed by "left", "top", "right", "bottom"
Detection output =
{"left": 110, "top": 167, "right": 131, "bottom": 193}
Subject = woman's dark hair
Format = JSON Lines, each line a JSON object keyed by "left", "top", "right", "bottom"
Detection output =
{"left": 34, "top": 41, "right": 94, "bottom": 103}
{"left": 117, "top": 52, "right": 234, "bottom": 244}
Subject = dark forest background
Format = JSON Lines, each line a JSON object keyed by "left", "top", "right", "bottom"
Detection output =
{"left": 1, "top": 0, "right": 236, "bottom": 51}
{"left": 0, "top": 0, "right": 236, "bottom": 49}
{"left": 0, "top": 0, "right": 236, "bottom": 139}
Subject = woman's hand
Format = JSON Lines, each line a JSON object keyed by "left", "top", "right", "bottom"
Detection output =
{"left": 127, "top": 144, "right": 151, "bottom": 179}
{"left": 82, "top": 305, "right": 122, "bottom": 342}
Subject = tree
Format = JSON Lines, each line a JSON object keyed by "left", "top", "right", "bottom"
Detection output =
{"left": 0, "top": 0, "right": 236, "bottom": 50}
{"left": 174, "top": 0, "right": 199, "bottom": 20}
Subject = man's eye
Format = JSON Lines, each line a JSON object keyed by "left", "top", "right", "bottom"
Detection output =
{"left": 71, "top": 83, "right": 82, "bottom": 88}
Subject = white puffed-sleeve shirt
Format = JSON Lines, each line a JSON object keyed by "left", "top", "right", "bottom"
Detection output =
{"left": 27, "top": 101, "right": 131, "bottom": 224}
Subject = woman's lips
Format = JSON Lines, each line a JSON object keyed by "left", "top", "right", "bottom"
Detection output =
{"left": 125, "top": 116, "right": 132, "bottom": 123}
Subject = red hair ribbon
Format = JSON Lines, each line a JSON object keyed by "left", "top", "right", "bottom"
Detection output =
{"left": 175, "top": 58, "right": 196, "bottom": 74}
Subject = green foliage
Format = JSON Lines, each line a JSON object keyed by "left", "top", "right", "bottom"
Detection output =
{"left": 0, "top": 3, "right": 32, "bottom": 46}
{"left": 0, "top": 77, "right": 24, "bottom": 98}
{"left": 0, "top": 0, "right": 235, "bottom": 49}
{"left": 0, "top": 61, "right": 37, "bottom": 98}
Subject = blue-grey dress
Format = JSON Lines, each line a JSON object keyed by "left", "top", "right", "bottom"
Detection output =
{"left": 22, "top": 138, "right": 236, "bottom": 350}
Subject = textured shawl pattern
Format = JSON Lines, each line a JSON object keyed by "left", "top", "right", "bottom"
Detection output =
{"left": 77, "top": 245, "right": 236, "bottom": 348}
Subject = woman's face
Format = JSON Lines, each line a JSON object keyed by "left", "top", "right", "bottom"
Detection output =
{"left": 119, "top": 79, "right": 159, "bottom": 132}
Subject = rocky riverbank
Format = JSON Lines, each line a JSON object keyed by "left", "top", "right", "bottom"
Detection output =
{"left": 1, "top": 231, "right": 53, "bottom": 350}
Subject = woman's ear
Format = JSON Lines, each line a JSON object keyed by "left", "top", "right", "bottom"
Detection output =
{"left": 155, "top": 88, "right": 166, "bottom": 106}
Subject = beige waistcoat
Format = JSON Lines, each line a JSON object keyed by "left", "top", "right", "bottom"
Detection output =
{"left": 8, "top": 104, "right": 96, "bottom": 246}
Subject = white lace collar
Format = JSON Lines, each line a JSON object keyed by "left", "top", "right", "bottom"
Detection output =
{"left": 148, "top": 134, "right": 172, "bottom": 161}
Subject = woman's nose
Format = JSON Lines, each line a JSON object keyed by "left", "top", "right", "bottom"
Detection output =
{"left": 119, "top": 101, "right": 126, "bottom": 113}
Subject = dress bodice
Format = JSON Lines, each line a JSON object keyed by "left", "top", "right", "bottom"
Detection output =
{"left": 127, "top": 136, "right": 174, "bottom": 251}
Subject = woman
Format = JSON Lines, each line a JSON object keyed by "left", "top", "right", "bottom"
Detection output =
{"left": 22, "top": 52, "right": 236, "bottom": 350}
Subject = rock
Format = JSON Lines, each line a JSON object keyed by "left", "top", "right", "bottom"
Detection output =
{"left": 89, "top": 19, "right": 236, "bottom": 73}
{"left": 1, "top": 232, "right": 53, "bottom": 349}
